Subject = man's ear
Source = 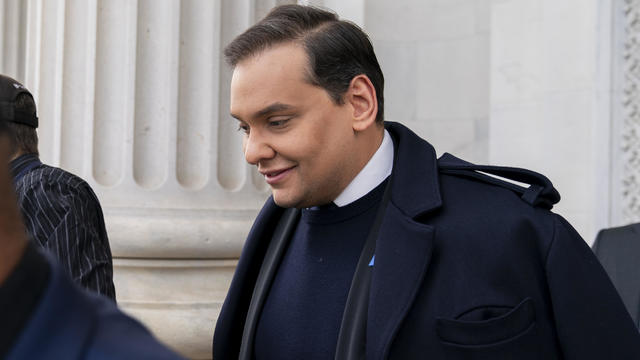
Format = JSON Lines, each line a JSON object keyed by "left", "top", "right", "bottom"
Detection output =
{"left": 347, "top": 74, "right": 378, "bottom": 132}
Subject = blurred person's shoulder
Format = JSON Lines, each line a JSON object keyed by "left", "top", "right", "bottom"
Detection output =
{"left": 7, "top": 251, "right": 183, "bottom": 360}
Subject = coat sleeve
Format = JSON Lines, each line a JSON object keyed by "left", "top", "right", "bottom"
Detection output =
{"left": 545, "top": 215, "right": 640, "bottom": 359}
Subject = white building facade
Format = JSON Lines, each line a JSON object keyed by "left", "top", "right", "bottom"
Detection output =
{"left": 0, "top": 0, "right": 635, "bottom": 358}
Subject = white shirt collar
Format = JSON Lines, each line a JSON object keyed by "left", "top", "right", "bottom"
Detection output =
{"left": 333, "top": 129, "right": 394, "bottom": 207}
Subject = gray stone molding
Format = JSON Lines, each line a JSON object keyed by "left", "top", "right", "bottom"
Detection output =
{"left": 615, "top": 0, "right": 640, "bottom": 225}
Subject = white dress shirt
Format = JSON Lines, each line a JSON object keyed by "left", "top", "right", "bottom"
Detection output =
{"left": 333, "top": 129, "right": 394, "bottom": 207}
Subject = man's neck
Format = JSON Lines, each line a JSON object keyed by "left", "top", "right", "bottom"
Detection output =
{"left": 9, "top": 150, "right": 25, "bottom": 162}
{"left": 332, "top": 128, "right": 393, "bottom": 207}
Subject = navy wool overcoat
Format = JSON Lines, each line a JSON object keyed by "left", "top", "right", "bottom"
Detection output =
{"left": 213, "top": 122, "right": 640, "bottom": 360}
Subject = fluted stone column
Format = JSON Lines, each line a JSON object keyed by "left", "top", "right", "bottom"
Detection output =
{"left": 0, "top": 1, "right": 297, "bottom": 358}
{"left": 0, "top": 0, "right": 27, "bottom": 80}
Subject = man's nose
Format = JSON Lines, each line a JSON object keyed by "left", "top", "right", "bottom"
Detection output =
{"left": 243, "top": 131, "right": 276, "bottom": 165}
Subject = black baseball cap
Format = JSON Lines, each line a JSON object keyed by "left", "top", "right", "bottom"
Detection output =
{"left": 0, "top": 74, "right": 38, "bottom": 128}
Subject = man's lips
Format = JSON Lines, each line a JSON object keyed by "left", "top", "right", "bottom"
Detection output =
{"left": 261, "top": 166, "right": 295, "bottom": 185}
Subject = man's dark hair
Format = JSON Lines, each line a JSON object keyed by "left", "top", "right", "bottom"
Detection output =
{"left": 6, "top": 93, "right": 38, "bottom": 155}
{"left": 224, "top": 4, "right": 385, "bottom": 123}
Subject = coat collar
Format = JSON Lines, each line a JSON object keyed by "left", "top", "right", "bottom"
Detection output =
{"left": 385, "top": 122, "right": 442, "bottom": 218}
{"left": 9, "top": 153, "right": 41, "bottom": 183}
{"left": 364, "top": 121, "right": 442, "bottom": 359}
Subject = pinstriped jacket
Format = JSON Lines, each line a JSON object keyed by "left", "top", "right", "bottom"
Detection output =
{"left": 11, "top": 153, "right": 115, "bottom": 300}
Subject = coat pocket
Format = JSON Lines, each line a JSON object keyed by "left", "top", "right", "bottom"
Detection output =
{"left": 436, "top": 298, "right": 539, "bottom": 360}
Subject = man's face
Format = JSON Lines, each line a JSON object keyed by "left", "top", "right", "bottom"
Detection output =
{"left": 230, "top": 43, "right": 359, "bottom": 208}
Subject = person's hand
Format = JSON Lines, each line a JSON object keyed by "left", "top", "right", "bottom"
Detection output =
{"left": 0, "top": 130, "right": 28, "bottom": 284}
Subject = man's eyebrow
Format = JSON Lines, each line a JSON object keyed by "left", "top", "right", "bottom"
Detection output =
{"left": 255, "top": 102, "right": 293, "bottom": 118}
{"left": 231, "top": 102, "right": 294, "bottom": 121}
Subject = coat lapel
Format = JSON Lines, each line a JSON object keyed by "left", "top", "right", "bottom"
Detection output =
{"left": 366, "top": 205, "right": 436, "bottom": 359}
{"left": 213, "top": 197, "right": 287, "bottom": 359}
{"left": 239, "top": 208, "right": 300, "bottom": 360}
{"left": 364, "top": 122, "right": 443, "bottom": 359}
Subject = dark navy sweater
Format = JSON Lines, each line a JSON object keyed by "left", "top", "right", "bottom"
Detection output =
{"left": 254, "top": 180, "right": 388, "bottom": 359}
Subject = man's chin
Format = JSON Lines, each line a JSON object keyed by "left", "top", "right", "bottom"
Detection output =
{"left": 272, "top": 191, "right": 305, "bottom": 209}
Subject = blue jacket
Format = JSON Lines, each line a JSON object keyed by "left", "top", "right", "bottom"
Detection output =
{"left": 7, "top": 255, "right": 183, "bottom": 360}
{"left": 213, "top": 121, "right": 640, "bottom": 359}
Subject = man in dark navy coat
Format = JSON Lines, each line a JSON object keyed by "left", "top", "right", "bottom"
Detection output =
{"left": 213, "top": 4, "right": 640, "bottom": 360}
